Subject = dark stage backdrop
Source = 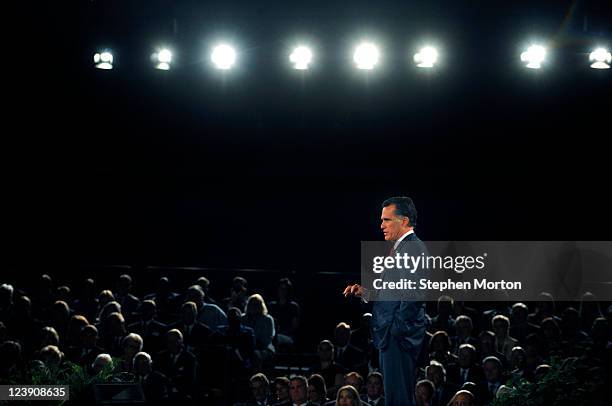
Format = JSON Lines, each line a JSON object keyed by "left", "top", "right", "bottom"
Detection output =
{"left": 5, "top": 1, "right": 612, "bottom": 274}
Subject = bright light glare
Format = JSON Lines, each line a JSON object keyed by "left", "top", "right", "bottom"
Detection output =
{"left": 154, "top": 49, "right": 172, "bottom": 70}
{"left": 520, "top": 45, "right": 546, "bottom": 69}
{"left": 290, "top": 46, "right": 313, "bottom": 70}
{"left": 414, "top": 46, "right": 438, "bottom": 68}
{"left": 589, "top": 48, "right": 611, "bottom": 69}
{"left": 353, "top": 43, "right": 379, "bottom": 70}
{"left": 211, "top": 44, "right": 236, "bottom": 70}
{"left": 94, "top": 51, "right": 114, "bottom": 70}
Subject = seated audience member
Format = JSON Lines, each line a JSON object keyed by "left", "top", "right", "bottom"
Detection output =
{"left": 333, "top": 322, "right": 365, "bottom": 372}
{"left": 528, "top": 292, "right": 559, "bottom": 325}
{"left": 50, "top": 300, "right": 70, "bottom": 340}
{"left": 245, "top": 373, "right": 272, "bottom": 406}
{"left": 342, "top": 372, "right": 364, "bottom": 394}
{"left": 242, "top": 294, "right": 275, "bottom": 370}
{"left": 509, "top": 303, "right": 540, "bottom": 345}
{"left": 589, "top": 317, "right": 612, "bottom": 361}
{"left": 523, "top": 333, "right": 545, "bottom": 372}
{"left": 0, "top": 283, "right": 15, "bottom": 323}
{"left": 509, "top": 346, "right": 530, "bottom": 380}
{"left": 39, "top": 326, "right": 60, "bottom": 349}
{"left": 361, "top": 372, "right": 384, "bottom": 406}
{"left": 349, "top": 313, "right": 372, "bottom": 353}
{"left": 143, "top": 277, "right": 179, "bottom": 323}
{"left": 578, "top": 292, "right": 603, "bottom": 332}
{"left": 429, "top": 331, "right": 459, "bottom": 368}
{"left": 119, "top": 333, "right": 143, "bottom": 373}
{"left": 447, "top": 390, "right": 475, "bottom": 406}
{"left": 169, "top": 301, "right": 219, "bottom": 354}
{"left": 194, "top": 276, "right": 218, "bottom": 305}
{"left": 67, "top": 314, "right": 90, "bottom": 348}
{"left": 66, "top": 324, "right": 104, "bottom": 368}
{"left": 128, "top": 300, "right": 167, "bottom": 354}
{"left": 185, "top": 284, "right": 226, "bottom": 331}
{"left": 272, "top": 376, "right": 290, "bottom": 405}
{"left": 115, "top": 274, "right": 141, "bottom": 323}
{"left": 98, "top": 290, "right": 115, "bottom": 309}
{"left": 429, "top": 296, "right": 456, "bottom": 336}
{"left": 414, "top": 379, "right": 435, "bottom": 406}
{"left": 540, "top": 317, "right": 563, "bottom": 357}
{"left": 7, "top": 295, "right": 40, "bottom": 356}
{"left": 448, "top": 344, "right": 483, "bottom": 387}
{"left": 100, "top": 312, "right": 127, "bottom": 356}
{"left": 426, "top": 360, "right": 457, "bottom": 406}
{"left": 38, "top": 344, "right": 63, "bottom": 367}
{"left": 453, "top": 302, "right": 480, "bottom": 332}
{"left": 55, "top": 286, "right": 72, "bottom": 305}
{"left": 0, "top": 341, "right": 23, "bottom": 381}
{"left": 268, "top": 278, "right": 301, "bottom": 351}
{"left": 223, "top": 276, "right": 249, "bottom": 313}
{"left": 476, "top": 356, "right": 505, "bottom": 406}
{"left": 71, "top": 278, "right": 99, "bottom": 323}
{"left": 154, "top": 329, "right": 197, "bottom": 400}
{"left": 534, "top": 364, "right": 551, "bottom": 381}
{"left": 97, "top": 301, "right": 122, "bottom": 325}
{"left": 560, "top": 307, "right": 590, "bottom": 351}
{"left": 478, "top": 331, "right": 508, "bottom": 369}
{"left": 91, "top": 353, "right": 113, "bottom": 376}
{"left": 334, "top": 384, "right": 361, "bottom": 406}
{"left": 308, "top": 373, "right": 329, "bottom": 405}
{"left": 218, "top": 307, "right": 256, "bottom": 372}
{"left": 133, "top": 351, "right": 170, "bottom": 405}
{"left": 492, "top": 315, "right": 519, "bottom": 361}
{"left": 309, "top": 340, "right": 344, "bottom": 399}
{"left": 289, "top": 375, "right": 312, "bottom": 406}
{"left": 451, "top": 315, "right": 478, "bottom": 355}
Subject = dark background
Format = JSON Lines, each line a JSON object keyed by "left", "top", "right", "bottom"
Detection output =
{"left": 5, "top": 0, "right": 612, "bottom": 277}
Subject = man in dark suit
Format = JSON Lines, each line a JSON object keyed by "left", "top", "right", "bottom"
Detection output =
{"left": 154, "top": 329, "right": 197, "bottom": 401}
{"left": 344, "top": 196, "right": 427, "bottom": 405}
{"left": 133, "top": 351, "right": 170, "bottom": 405}
{"left": 128, "top": 300, "right": 168, "bottom": 354}
{"left": 168, "top": 301, "right": 219, "bottom": 355}
{"left": 360, "top": 372, "right": 385, "bottom": 406}
{"left": 447, "top": 344, "right": 483, "bottom": 387}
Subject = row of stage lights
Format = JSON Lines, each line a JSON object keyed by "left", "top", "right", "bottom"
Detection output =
{"left": 94, "top": 43, "right": 612, "bottom": 71}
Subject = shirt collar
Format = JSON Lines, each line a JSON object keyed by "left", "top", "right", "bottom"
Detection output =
{"left": 393, "top": 229, "right": 414, "bottom": 250}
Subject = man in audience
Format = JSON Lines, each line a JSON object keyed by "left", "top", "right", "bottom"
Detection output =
{"left": 169, "top": 301, "right": 219, "bottom": 354}
{"left": 492, "top": 315, "right": 518, "bottom": 361}
{"left": 309, "top": 340, "right": 344, "bottom": 399}
{"left": 154, "top": 329, "right": 197, "bottom": 401}
{"left": 429, "top": 296, "right": 456, "bottom": 336}
{"left": 66, "top": 324, "right": 104, "bottom": 368}
{"left": 119, "top": 333, "right": 143, "bottom": 372}
{"left": 360, "top": 372, "right": 384, "bottom": 406}
{"left": 333, "top": 322, "right": 365, "bottom": 372}
{"left": 509, "top": 303, "right": 540, "bottom": 345}
{"left": 476, "top": 356, "right": 505, "bottom": 406}
{"left": 415, "top": 379, "right": 435, "bottom": 406}
{"left": 426, "top": 360, "right": 457, "bottom": 406}
{"left": 184, "top": 285, "right": 227, "bottom": 331}
{"left": 448, "top": 344, "right": 483, "bottom": 387}
{"left": 133, "top": 351, "right": 170, "bottom": 405}
{"left": 272, "top": 376, "right": 290, "bottom": 405}
{"left": 247, "top": 373, "right": 272, "bottom": 406}
{"left": 128, "top": 300, "right": 167, "bottom": 354}
{"left": 115, "top": 274, "right": 141, "bottom": 323}
{"left": 451, "top": 316, "right": 478, "bottom": 355}
{"left": 288, "top": 376, "right": 313, "bottom": 406}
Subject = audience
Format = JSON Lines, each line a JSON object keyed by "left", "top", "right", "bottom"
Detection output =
{"left": 1, "top": 272, "right": 609, "bottom": 405}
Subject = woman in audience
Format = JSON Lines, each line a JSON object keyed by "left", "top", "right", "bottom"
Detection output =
{"left": 242, "top": 293, "right": 275, "bottom": 371}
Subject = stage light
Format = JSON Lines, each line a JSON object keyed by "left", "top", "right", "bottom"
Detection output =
{"left": 153, "top": 48, "right": 172, "bottom": 70}
{"left": 290, "top": 46, "right": 312, "bottom": 70}
{"left": 353, "top": 42, "right": 379, "bottom": 70}
{"left": 520, "top": 45, "right": 546, "bottom": 69}
{"left": 211, "top": 44, "right": 236, "bottom": 70}
{"left": 414, "top": 46, "right": 438, "bottom": 68}
{"left": 589, "top": 47, "right": 611, "bottom": 69}
{"left": 93, "top": 51, "right": 114, "bottom": 70}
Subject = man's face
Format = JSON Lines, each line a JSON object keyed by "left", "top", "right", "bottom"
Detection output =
{"left": 134, "top": 356, "right": 151, "bottom": 376}
{"left": 415, "top": 385, "right": 433, "bottom": 406}
{"left": 251, "top": 380, "right": 267, "bottom": 401}
{"left": 380, "top": 205, "right": 409, "bottom": 241}
{"left": 344, "top": 375, "right": 361, "bottom": 392}
{"left": 426, "top": 366, "right": 443, "bottom": 386}
{"left": 275, "top": 382, "right": 289, "bottom": 401}
{"left": 483, "top": 361, "right": 500, "bottom": 382}
{"left": 453, "top": 393, "right": 473, "bottom": 406}
{"left": 289, "top": 379, "right": 307, "bottom": 404}
{"left": 318, "top": 343, "right": 333, "bottom": 362}
{"left": 366, "top": 376, "right": 383, "bottom": 399}
{"left": 458, "top": 348, "right": 474, "bottom": 368}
